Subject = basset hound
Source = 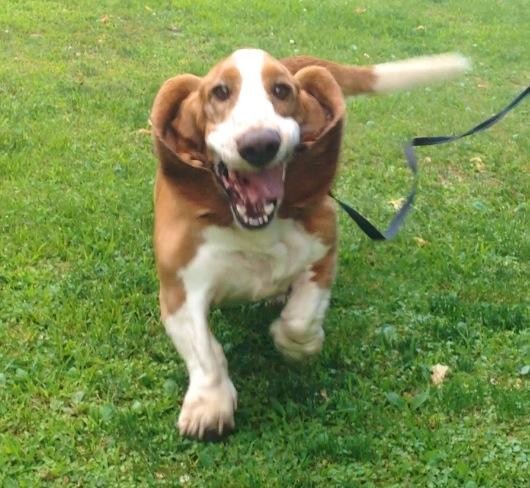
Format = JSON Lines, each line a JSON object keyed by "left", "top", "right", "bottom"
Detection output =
{"left": 150, "top": 48, "right": 468, "bottom": 440}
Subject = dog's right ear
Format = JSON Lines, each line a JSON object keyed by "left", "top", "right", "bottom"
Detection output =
{"left": 150, "top": 75, "right": 207, "bottom": 168}
{"left": 293, "top": 66, "right": 345, "bottom": 148}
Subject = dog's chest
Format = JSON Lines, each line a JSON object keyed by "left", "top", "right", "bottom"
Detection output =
{"left": 180, "top": 219, "right": 328, "bottom": 303}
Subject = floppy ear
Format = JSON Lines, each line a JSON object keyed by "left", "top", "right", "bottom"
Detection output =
{"left": 293, "top": 66, "right": 345, "bottom": 148}
{"left": 150, "top": 75, "right": 207, "bottom": 168}
{"left": 279, "top": 67, "right": 346, "bottom": 212}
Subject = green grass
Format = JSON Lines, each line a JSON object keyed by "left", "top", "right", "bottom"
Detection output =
{"left": 1, "top": 0, "right": 529, "bottom": 485}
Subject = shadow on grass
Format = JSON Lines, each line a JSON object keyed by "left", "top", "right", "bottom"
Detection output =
{"left": 106, "top": 301, "right": 378, "bottom": 467}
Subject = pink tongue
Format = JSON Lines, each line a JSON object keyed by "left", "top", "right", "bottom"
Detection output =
{"left": 238, "top": 165, "right": 284, "bottom": 204}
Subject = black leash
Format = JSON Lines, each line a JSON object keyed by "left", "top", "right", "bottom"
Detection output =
{"left": 331, "top": 86, "right": 529, "bottom": 240}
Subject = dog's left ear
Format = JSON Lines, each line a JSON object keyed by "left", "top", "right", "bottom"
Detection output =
{"left": 278, "top": 66, "right": 346, "bottom": 212}
{"left": 150, "top": 74, "right": 207, "bottom": 168}
{"left": 293, "top": 66, "right": 345, "bottom": 148}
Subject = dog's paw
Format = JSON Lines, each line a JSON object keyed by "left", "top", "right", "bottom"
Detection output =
{"left": 178, "top": 379, "right": 237, "bottom": 440}
{"left": 270, "top": 318, "right": 324, "bottom": 361}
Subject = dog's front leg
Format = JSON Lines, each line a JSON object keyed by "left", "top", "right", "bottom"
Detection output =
{"left": 162, "top": 287, "right": 237, "bottom": 440}
{"left": 270, "top": 251, "right": 335, "bottom": 361}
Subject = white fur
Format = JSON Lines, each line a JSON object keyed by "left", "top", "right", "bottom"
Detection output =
{"left": 206, "top": 48, "right": 300, "bottom": 171}
{"left": 373, "top": 53, "right": 470, "bottom": 93}
{"left": 181, "top": 218, "right": 328, "bottom": 303}
{"left": 270, "top": 270, "right": 331, "bottom": 360}
{"left": 164, "top": 306, "right": 237, "bottom": 437}
{"left": 165, "top": 219, "right": 329, "bottom": 437}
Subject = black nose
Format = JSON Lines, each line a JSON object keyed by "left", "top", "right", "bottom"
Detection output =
{"left": 237, "top": 129, "right": 281, "bottom": 167}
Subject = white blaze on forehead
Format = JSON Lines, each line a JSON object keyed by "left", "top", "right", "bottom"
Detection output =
{"left": 231, "top": 49, "right": 269, "bottom": 116}
{"left": 233, "top": 48, "right": 267, "bottom": 93}
{"left": 228, "top": 49, "right": 276, "bottom": 131}
{"left": 206, "top": 49, "right": 300, "bottom": 171}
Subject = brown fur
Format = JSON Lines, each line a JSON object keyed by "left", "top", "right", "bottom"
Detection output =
{"left": 260, "top": 55, "right": 299, "bottom": 118}
{"left": 281, "top": 55, "right": 376, "bottom": 96}
{"left": 281, "top": 66, "right": 345, "bottom": 213}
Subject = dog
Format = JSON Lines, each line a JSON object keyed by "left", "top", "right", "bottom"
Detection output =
{"left": 150, "top": 48, "right": 468, "bottom": 440}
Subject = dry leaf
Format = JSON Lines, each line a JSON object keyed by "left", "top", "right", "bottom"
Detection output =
{"left": 389, "top": 197, "right": 406, "bottom": 210}
{"left": 414, "top": 236, "right": 428, "bottom": 247}
{"left": 100, "top": 15, "right": 110, "bottom": 24}
{"left": 431, "top": 364, "right": 450, "bottom": 386}
{"left": 415, "top": 25, "right": 426, "bottom": 32}
{"left": 355, "top": 7, "right": 367, "bottom": 15}
{"left": 470, "top": 156, "right": 486, "bottom": 172}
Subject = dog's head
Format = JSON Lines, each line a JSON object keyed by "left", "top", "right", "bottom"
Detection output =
{"left": 151, "top": 48, "right": 345, "bottom": 229}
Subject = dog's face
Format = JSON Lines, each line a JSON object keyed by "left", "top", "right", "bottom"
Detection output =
{"left": 151, "top": 48, "right": 344, "bottom": 229}
{"left": 202, "top": 49, "right": 300, "bottom": 229}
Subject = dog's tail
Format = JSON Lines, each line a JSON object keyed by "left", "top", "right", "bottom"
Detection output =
{"left": 282, "top": 53, "right": 470, "bottom": 96}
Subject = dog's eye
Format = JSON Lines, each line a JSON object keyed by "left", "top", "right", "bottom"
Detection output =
{"left": 272, "top": 83, "right": 291, "bottom": 100}
{"left": 212, "top": 84, "right": 231, "bottom": 101}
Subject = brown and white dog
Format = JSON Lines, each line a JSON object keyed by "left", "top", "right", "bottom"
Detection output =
{"left": 150, "top": 48, "right": 467, "bottom": 440}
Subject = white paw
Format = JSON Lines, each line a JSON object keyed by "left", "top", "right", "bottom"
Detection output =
{"left": 178, "top": 379, "right": 237, "bottom": 440}
{"left": 270, "top": 318, "right": 324, "bottom": 361}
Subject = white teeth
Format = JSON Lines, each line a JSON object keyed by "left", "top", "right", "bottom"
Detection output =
{"left": 233, "top": 202, "right": 276, "bottom": 228}
{"left": 264, "top": 203, "right": 275, "bottom": 215}
{"left": 235, "top": 211, "right": 271, "bottom": 228}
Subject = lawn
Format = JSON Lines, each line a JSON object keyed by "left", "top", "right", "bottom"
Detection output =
{"left": 0, "top": 0, "right": 528, "bottom": 486}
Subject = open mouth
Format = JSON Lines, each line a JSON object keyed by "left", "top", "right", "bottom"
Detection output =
{"left": 215, "top": 161, "right": 285, "bottom": 229}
